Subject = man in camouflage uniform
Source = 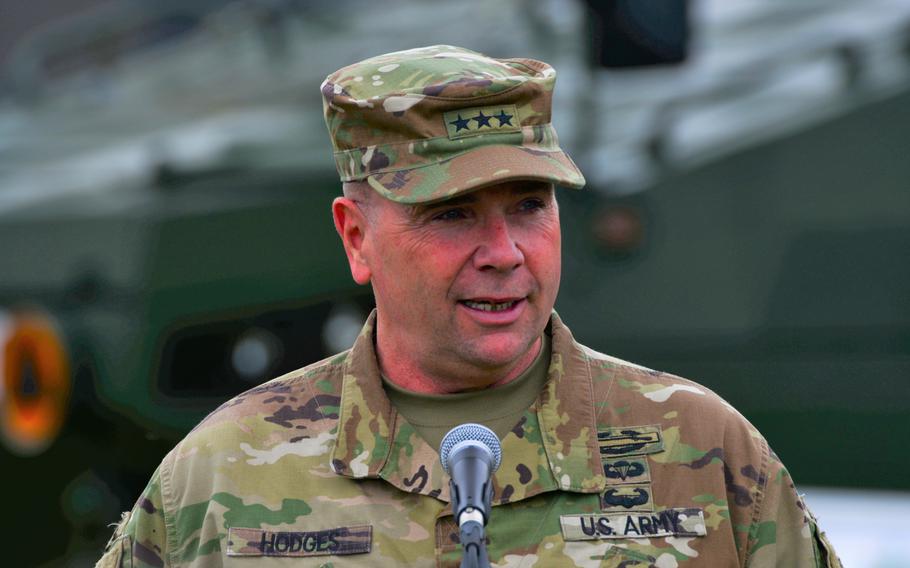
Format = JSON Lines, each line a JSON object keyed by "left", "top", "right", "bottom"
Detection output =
{"left": 98, "top": 45, "right": 840, "bottom": 567}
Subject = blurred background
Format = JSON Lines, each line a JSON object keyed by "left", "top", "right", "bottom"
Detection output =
{"left": 0, "top": 0, "right": 908, "bottom": 565}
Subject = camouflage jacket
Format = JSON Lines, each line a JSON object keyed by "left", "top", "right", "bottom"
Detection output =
{"left": 98, "top": 312, "right": 840, "bottom": 567}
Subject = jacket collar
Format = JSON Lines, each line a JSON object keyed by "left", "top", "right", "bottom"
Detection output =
{"left": 330, "top": 310, "right": 607, "bottom": 503}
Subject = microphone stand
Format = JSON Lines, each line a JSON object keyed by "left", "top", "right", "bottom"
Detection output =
{"left": 459, "top": 515, "right": 489, "bottom": 568}
{"left": 450, "top": 480, "right": 492, "bottom": 568}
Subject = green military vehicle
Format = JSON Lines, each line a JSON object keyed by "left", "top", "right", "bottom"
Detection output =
{"left": 1, "top": 1, "right": 908, "bottom": 565}
{"left": 0, "top": 159, "right": 375, "bottom": 562}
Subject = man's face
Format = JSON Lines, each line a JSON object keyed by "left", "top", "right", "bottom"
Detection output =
{"left": 358, "top": 180, "right": 561, "bottom": 387}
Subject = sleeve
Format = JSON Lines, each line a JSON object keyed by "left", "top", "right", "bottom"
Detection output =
{"left": 744, "top": 448, "right": 842, "bottom": 568}
{"left": 95, "top": 465, "right": 171, "bottom": 568}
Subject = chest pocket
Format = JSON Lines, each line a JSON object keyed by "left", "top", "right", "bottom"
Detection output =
{"left": 603, "top": 545, "right": 680, "bottom": 567}
{"left": 558, "top": 540, "right": 700, "bottom": 567}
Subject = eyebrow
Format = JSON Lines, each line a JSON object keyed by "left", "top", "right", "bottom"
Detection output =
{"left": 414, "top": 183, "right": 552, "bottom": 214}
{"left": 420, "top": 194, "right": 477, "bottom": 211}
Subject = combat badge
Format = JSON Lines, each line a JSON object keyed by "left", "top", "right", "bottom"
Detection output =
{"left": 226, "top": 525, "right": 372, "bottom": 558}
{"left": 600, "top": 483, "right": 654, "bottom": 513}
{"left": 598, "top": 425, "right": 663, "bottom": 457}
{"left": 603, "top": 457, "right": 651, "bottom": 485}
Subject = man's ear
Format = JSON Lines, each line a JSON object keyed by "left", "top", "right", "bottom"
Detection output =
{"left": 332, "top": 197, "right": 372, "bottom": 285}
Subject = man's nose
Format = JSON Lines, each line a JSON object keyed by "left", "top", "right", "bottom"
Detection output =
{"left": 473, "top": 215, "right": 524, "bottom": 272}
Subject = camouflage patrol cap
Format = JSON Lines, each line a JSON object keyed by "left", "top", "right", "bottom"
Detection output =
{"left": 320, "top": 45, "right": 585, "bottom": 203}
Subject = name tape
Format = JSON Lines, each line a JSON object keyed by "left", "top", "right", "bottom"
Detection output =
{"left": 560, "top": 508, "right": 706, "bottom": 541}
{"left": 226, "top": 525, "right": 372, "bottom": 557}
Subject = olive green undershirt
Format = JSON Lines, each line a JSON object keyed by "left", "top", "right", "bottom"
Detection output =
{"left": 381, "top": 331, "right": 551, "bottom": 451}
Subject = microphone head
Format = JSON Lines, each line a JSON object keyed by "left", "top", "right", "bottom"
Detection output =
{"left": 439, "top": 423, "right": 502, "bottom": 474}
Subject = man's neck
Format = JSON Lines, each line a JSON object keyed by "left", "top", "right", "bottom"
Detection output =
{"left": 378, "top": 335, "right": 542, "bottom": 395}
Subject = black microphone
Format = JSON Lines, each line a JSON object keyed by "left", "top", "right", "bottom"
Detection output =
{"left": 440, "top": 423, "right": 502, "bottom": 568}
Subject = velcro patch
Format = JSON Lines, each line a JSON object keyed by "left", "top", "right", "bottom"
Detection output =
{"left": 603, "top": 457, "right": 651, "bottom": 484}
{"left": 443, "top": 105, "right": 521, "bottom": 139}
{"left": 598, "top": 425, "right": 663, "bottom": 457}
{"left": 560, "top": 508, "right": 706, "bottom": 541}
{"left": 226, "top": 525, "right": 372, "bottom": 557}
{"left": 601, "top": 483, "right": 653, "bottom": 513}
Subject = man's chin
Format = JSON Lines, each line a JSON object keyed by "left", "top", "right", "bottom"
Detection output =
{"left": 457, "top": 334, "right": 540, "bottom": 374}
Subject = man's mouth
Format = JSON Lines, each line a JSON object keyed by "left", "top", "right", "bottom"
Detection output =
{"left": 460, "top": 299, "right": 521, "bottom": 312}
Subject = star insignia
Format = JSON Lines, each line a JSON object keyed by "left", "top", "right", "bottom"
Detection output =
{"left": 473, "top": 111, "right": 492, "bottom": 128}
{"left": 494, "top": 109, "right": 513, "bottom": 126}
{"left": 449, "top": 114, "right": 471, "bottom": 132}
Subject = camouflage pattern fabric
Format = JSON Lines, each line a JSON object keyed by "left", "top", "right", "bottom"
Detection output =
{"left": 320, "top": 45, "right": 586, "bottom": 203}
{"left": 98, "top": 312, "right": 841, "bottom": 567}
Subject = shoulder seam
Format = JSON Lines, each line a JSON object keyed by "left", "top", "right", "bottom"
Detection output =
{"left": 159, "top": 451, "right": 178, "bottom": 567}
{"left": 264, "top": 351, "right": 349, "bottom": 385}
{"left": 581, "top": 345, "right": 656, "bottom": 375}
{"left": 588, "top": 343, "right": 616, "bottom": 429}
{"left": 743, "top": 433, "right": 771, "bottom": 567}
{"left": 257, "top": 348, "right": 351, "bottom": 386}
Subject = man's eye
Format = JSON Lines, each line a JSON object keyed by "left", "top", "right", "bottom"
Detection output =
{"left": 518, "top": 198, "right": 546, "bottom": 212}
{"left": 433, "top": 208, "right": 467, "bottom": 221}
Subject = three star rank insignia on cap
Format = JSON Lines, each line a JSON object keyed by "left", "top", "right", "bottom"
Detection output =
{"left": 444, "top": 105, "right": 521, "bottom": 139}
